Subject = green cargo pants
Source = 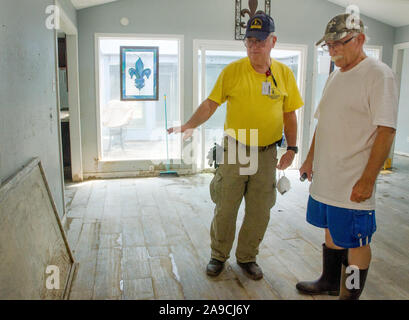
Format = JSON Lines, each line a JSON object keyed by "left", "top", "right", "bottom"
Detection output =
{"left": 209, "top": 135, "right": 278, "bottom": 263}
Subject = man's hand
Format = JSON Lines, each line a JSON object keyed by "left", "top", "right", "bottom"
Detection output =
{"left": 350, "top": 177, "right": 375, "bottom": 203}
{"left": 167, "top": 99, "right": 219, "bottom": 141}
{"left": 277, "top": 150, "right": 295, "bottom": 170}
{"left": 299, "top": 158, "right": 313, "bottom": 182}
{"left": 167, "top": 125, "right": 194, "bottom": 140}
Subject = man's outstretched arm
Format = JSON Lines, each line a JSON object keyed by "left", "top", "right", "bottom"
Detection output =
{"left": 167, "top": 99, "right": 219, "bottom": 139}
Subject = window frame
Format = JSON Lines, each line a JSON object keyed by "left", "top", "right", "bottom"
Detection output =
{"left": 193, "top": 39, "right": 308, "bottom": 171}
{"left": 94, "top": 33, "right": 185, "bottom": 162}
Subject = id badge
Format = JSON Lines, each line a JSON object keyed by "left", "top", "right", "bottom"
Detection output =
{"left": 262, "top": 81, "right": 271, "bottom": 95}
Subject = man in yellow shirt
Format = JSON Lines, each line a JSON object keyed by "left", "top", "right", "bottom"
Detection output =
{"left": 168, "top": 13, "right": 304, "bottom": 280}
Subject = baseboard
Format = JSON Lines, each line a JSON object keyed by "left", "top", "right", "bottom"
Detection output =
{"left": 83, "top": 168, "right": 195, "bottom": 180}
{"left": 394, "top": 151, "right": 409, "bottom": 158}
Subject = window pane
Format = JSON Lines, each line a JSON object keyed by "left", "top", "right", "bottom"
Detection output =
{"left": 203, "top": 51, "right": 246, "bottom": 165}
{"left": 364, "top": 48, "right": 380, "bottom": 60}
{"left": 98, "top": 38, "right": 181, "bottom": 161}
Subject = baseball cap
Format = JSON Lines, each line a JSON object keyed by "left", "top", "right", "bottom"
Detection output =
{"left": 316, "top": 13, "right": 365, "bottom": 46}
{"left": 245, "top": 13, "right": 275, "bottom": 40}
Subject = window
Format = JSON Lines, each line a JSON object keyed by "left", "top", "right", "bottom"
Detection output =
{"left": 194, "top": 41, "right": 307, "bottom": 170}
{"left": 96, "top": 36, "right": 182, "bottom": 161}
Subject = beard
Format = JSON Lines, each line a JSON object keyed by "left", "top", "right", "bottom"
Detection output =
{"left": 331, "top": 55, "right": 343, "bottom": 62}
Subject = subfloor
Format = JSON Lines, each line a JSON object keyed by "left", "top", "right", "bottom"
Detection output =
{"left": 64, "top": 155, "right": 409, "bottom": 300}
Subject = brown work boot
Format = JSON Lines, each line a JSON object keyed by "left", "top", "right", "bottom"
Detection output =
{"left": 206, "top": 258, "right": 224, "bottom": 277}
{"left": 237, "top": 262, "right": 263, "bottom": 280}
{"left": 339, "top": 260, "right": 369, "bottom": 300}
{"left": 296, "top": 243, "right": 348, "bottom": 296}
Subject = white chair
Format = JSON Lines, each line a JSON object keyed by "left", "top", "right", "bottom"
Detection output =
{"left": 101, "top": 100, "right": 137, "bottom": 151}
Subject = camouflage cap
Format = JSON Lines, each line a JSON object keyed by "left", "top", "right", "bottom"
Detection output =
{"left": 316, "top": 13, "right": 364, "bottom": 46}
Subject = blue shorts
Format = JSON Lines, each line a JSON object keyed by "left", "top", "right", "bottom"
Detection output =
{"left": 306, "top": 196, "right": 377, "bottom": 249}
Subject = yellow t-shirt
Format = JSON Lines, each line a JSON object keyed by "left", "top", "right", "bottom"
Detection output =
{"left": 208, "top": 57, "right": 304, "bottom": 146}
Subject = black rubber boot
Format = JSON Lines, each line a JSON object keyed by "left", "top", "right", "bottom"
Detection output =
{"left": 296, "top": 243, "right": 348, "bottom": 296}
{"left": 206, "top": 258, "right": 225, "bottom": 277}
{"left": 339, "top": 260, "right": 369, "bottom": 300}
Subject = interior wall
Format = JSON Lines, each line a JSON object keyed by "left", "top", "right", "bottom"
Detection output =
{"left": 58, "top": 0, "right": 78, "bottom": 27}
{"left": 77, "top": 0, "right": 396, "bottom": 175}
{"left": 395, "top": 48, "right": 409, "bottom": 155}
{"left": 395, "top": 25, "right": 409, "bottom": 44}
{"left": 0, "top": 0, "right": 76, "bottom": 218}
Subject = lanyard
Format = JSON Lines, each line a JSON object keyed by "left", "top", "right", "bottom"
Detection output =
{"left": 265, "top": 68, "right": 278, "bottom": 87}
{"left": 262, "top": 67, "right": 281, "bottom": 99}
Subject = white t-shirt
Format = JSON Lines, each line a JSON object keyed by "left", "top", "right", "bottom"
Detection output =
{"left": 310, "top": 57, "right": 399, "bottom": 210}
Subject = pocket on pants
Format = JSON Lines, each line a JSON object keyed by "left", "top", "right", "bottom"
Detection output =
{"left": 210, "top": 172, "right": 222, "bottom": 204}
{"left": 351, "top": 210, "right": 376, "bottom": 243}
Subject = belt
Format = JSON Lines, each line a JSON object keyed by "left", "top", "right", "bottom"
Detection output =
{"left": 258, "top": 143, "right": 276, "bottom": 152}
{"left": 258, "top": 139, "right": 281, "bottom": 152}
{"left": 224, "top": 136, "right": 282, "bottom": 152}
{"left": 258, "top": 139, "right": 281, "bottom": 151}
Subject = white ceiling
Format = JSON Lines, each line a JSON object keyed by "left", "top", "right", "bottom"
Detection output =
{"left": 70, "top": 0, "right": 118, "bottom": 10}
{"left": 327, "top": 0, "right": 409, "bottom": 27}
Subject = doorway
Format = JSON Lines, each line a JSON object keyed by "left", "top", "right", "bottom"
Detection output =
{"left": 193, "top": 40, "right": 308, "bottom": 171}
{"left": 54, "top": 4, "right": 82, "bottom": 184}
{"left": 58, "top": 33, "right": 71, "bottom": 180}
{"left": 54, "top": 3, "right": 83, "bottom": 223}
{"left": 392, "top": 43, "right": 409, "bottom": 159}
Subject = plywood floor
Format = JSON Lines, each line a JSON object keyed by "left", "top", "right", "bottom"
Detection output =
{"left": 64, "top": 155, "right": 409, "bottom": 300}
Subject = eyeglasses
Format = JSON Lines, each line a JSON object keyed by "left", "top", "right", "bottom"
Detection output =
{"left": 244, "top": 38, "right": 268, "bottom": 48}
{"left": 321, "top": 35, "right": 357, "bottom": 51}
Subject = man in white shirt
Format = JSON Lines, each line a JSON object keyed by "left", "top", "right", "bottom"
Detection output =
{"left": 296, "top": 13, "right": 398, "bottom": 300}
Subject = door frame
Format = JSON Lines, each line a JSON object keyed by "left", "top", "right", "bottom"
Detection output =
{"left": 193, "top": 39, "right": 308, "bottom": 171}
{"left": 55, "top": 0, "right": 83, "bottom": 182}
{"left": 94, "top": 33, "right": 185, "bottom": 168}
{"left": 54, "top": 1, "right": 82, "bottom": 224}
{"left": 392, "top": 41, "right": 409, "bottom": 158}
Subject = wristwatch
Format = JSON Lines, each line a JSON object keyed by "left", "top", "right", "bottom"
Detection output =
{"left": 287, "top": 146, "right": 298, "bottom": 154}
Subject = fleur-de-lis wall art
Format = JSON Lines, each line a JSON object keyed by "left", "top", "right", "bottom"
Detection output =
{"left": 235, "top": 0, "right": 271, "bottom": 40}
{"left": 128, "top": 57, "right": 152, "bottom": 91}
{"left": 120, "top": 46, "right": 159, "bottom": 101}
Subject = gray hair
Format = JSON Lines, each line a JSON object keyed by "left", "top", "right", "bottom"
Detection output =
{"left": 349, "top": 30, "right": 369, "bottom": 44}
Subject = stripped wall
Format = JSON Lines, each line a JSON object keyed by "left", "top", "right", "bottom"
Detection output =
{"left": 0, "top": 0, "right": 77, "bottom": 218}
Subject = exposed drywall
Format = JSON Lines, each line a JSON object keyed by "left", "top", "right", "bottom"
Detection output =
{"left": 0, "top": 159, "right": 75, "bottom": 299}
{"left": 77, "top": 0, "right": 396, "bottom": 175}
{"left": 395, "top": 25, "right": 409, "bottom": 44}
{"left": 0, "top": 0, "right": 76, "bottom": 217}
